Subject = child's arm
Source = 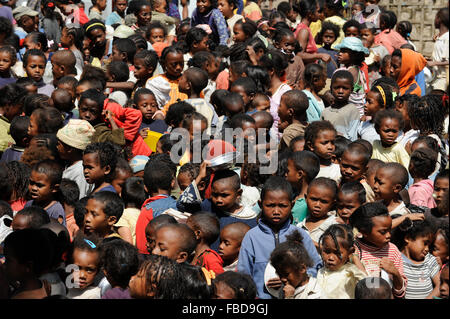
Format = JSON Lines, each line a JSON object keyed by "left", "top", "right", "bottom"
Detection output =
{"left": 391, "top": 213, "right": 424, "bottom": 229}
{"left": 379, "top": 257, "right": 405, "bottom": 297}
{"left": 116, "top": 226, "right": 133, "bottom": 245}
{"left": 350, "top": 253, "right": 368, "bottom": 275}
{"left": 427, "top": 271, "right": 441, "bottom": 299}
{"left": 106, "top": 81, "right": 135, "bottom": 91}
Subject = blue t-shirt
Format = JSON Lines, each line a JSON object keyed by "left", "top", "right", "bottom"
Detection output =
{"left": 139, "top": 119, "right": 168, "bottom": 134}
{"left": 95, "top": 185, "right": 117, "bottom": 194}
{"left": 25, "top": 200, "right": 66, "bottom": 226}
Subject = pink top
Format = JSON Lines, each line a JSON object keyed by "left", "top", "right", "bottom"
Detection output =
{"left": 374, "top": 29, "right": 407, "bottom": 54}
{"left": 269, "top": 83, "right": 292, "bottom": 140}
{"left": 408, "top": 179, "right": 437, "bottom": 209}
{"left": 294, "top": 23, "right": 318, "bottom": 54}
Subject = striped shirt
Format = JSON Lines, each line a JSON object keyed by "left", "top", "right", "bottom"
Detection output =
{"left": 355, "top": 239, "right": 407, "bottom": 298}
{"left": 402, "top": 253, "right": 440, "bottom": 299}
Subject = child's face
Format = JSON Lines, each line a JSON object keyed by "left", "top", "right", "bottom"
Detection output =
{"left": 177, "top": 171, "right": 192, "bottom": 192}
{"left": 260, "top": 190, "right": 292, "bottom": 227}
{"left": 278, "top": 34, "right": 296, "bottom": 56}
{"left": 0, "top": 51, "right": 13, "bottom": 74}
{"left": 344, "top": 27, "right": 360, "bottom": 37}
{"left": 309, "top": 129, "right": 336, "bottom": 160}
{"left": 372, "top": 168, "right": 400, "bottom": 201}
{"left": 164, "top": 52, "right": 184, "bottom": 79}
{"left": 377, "top": 117, "right": 400, "bottom": 147}
{"left": 339, "top": 151, "right": 367, "bottom": 183}
{"left": 96, "top": 0, "right": 107, "bottom": 10}
{"left": 285, "top": 158, "right": 302, "bottom": 186}
{"left": 254, "top": 98, "right": 270, "bottom": 111}
{"left": 213, "top": 281, "right": 236, "bottom": 299}
{"left": 60, "top": 27, "right": 71, "bottom": 48}
{"left": 129, "top": 267, "right": 151, "bottom": 298}
{"left": 331, "top": 77, "right": 352, "bottom": 104}
{"left": 115, "top": 0, "right": 128, "bottom": 14}
{"left": 405, "top": 234, "right": 431, "bottom": 262}
{"left": 192, "top": 36, "right": 209, "bottom": 53}
{"left": 291, "top": 139, "right": 305, "bottom": 152}
{"left": 206, "top": 57, "right": 220, "bottom": 79}
{"left": 395, "top": 101, "right": 410, "bottom": 129}
{"left": 76, "top": 84, "right": 90, "bottom": 101}
{"left": 137, "top": 5, "right": 152, "bottom": 26}
{"left": 320, "top": 235, "right": 353, "bottom": 271}
{"left": 276, "top": 265, "right": 308, "bottom": 289}
{"left": 197, "top": 0, "right": 212, "bottom": 14}
{"left": 149, "top": 28, "right": 165, "bottom": 44}
{"left": 363, "top": 215, "right": 392, "bottom": 248}
{"left": 72, "top": 248, "right": 99, "bottom": 290}
{"left": 111, "top": 44, "right": 125, "bottom": 62}
{"left": 218, "top": 226, "right": 242, "bottom": 264}
{"left": 364, "top": 90, "right": 383, "bottom": 117}
{"left": 233, "top": 23, "right": 247, "bottom": 43}
{"left": 145, "top": 223, "right": 157, "bottom": 253}
{"left": 277, "top": 95, "right": 291, "bottom": 123}
{"left": 390, "top": 55, "right": 402, "bottom": 80}
{"left": 79, "top": 98, "right": 102, "bottom": 124}
{"left": 84, "top": 198, "right": 115, "bottom": 235}
{"left": 111, "top": 168, "right": 132, "bottom": 195}
{"left": 27, "top": 113, "right": 39, "bottom": 137}
{"left": 322, "top": 29, "right": 336, "bottom": 47}
{"left": 28, "top": 170, "right": 56, "bottom": 204}
{"left": 211, "top": 180, "right": 241, "bottom": 212}
{"left": 25, "top": 55, "right": 46, "bottom": 83}
{"left": 306, "top": 184, "right": 335, "bottom": 219}
{"left": 440, "top": 266, "right": 449, "bottom": 299}
{"left": 352, "top": 4, "right": 362, "bottom": 15}
{"left": 432, "top": 232, "right": 449, "bottom": 266}
{"left": 217, "top": 0, "right": 234, "bottom": 18}
{"left": 134, "top": 57, "right": 152, "bottom": 81}
{"left": 360, "top": 28, "right": 374, "bottom": 47}
{"left": 337, "top": 191, "right": 362, "bottom": 222}
{"left": 177, "top": 72, "right": 190, "bottom": 94}
{"left": 225, "top": 101, "right": 244, "bottom": 116}
{"left": 337, "top": 48, "right": 352, "bottom": 66}
{"left": 137, "top": 93, "right": 158, "bottom": 121}
{"left": 433, "top": 177, "right": 449, "bottom": 207}
{"left": 231, "top": 85, "right": 252, "bottom": 108}
{"left": 83, "top": 152, "right": 110, "bottom": 185}
{"left": 152, "top": 227, "right": 186, "bottom": 263}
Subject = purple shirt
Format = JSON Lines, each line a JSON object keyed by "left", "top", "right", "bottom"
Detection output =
{"left": 25, "top": 200, "right": 66, "bottom": 226}
{"left": 102, "top": 287, "right": 132, "bottom": 299}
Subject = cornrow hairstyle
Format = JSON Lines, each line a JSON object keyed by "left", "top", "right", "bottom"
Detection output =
{"left": 319, "top": 223, "right": 355, "bottom": 261}
{"left": 128, "top": 34, "right": 148, "bottom": 51}
{"left": 373, "top": 109, "right": 404, "bottom": 132}
{"left": 370, "top": 82, "right": 394, "bottom": 109}
{"left": 396, "top": 21, "right": 412, "bottom": 39}
{"left": 63, "top": 24, "right": 85, "bottom": 51}
{"left": 134, "top": 49, "right": 159, "bottom": 70}
{"left": 409, "top": 147, "right": 438, "bottom": 179}
{"left": 340, "top": 181, "right": 366, "bottom": 205}
{"left": 272, "top": 26, "right": 295, "bottom": 45}
{"left": 245, "top": 36, "right": 267, "bottom": 55}
{"left": 25, "top": 32, "right": 49, "bottom": 52}
{"left": 408, "top": 94, "right": 446, "bottom": 136}
{"left": 391, "top": 218, "right": 433, "bottom": 251}
{"left": 31, "top": 107, "right": 64, "bottom": 135}
{"left": 187, "top": 50, "right": 215, "bottom": 69}
{"left": 160, "top": 45, "right": 184, "bottom": 66}
{"left": 6, "top": 161, "right": 30, "bottom": 200}
{"left": 304, "top": 120, "right": 336, "bottom": 151}
{"left": 213, "top": 271, "right": 257, "bottom": 299}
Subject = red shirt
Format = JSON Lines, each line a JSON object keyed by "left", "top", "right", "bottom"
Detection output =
{"left": 194, "top": 249, "right": 224, "bottom": 275}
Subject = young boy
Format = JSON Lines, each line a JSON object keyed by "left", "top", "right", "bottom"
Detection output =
{"left": 408, "top": 148, "right": 438, "bottom": 208}
{"left": 25, "top": 160, "right": 66, "bottom": 226}
{"left": 135, "top": 160, "right": 177, "bottom": 255}
{"left": 84, "top": 191, "right": 124, "bottom": 239}
{"left": 179, "top": 67, "right": 218, "bottom": 133}
{"left": 60, "top": 178, "right": 81, "bottom": 241}
{"left": 144, "top": 214, "right": 178, "bottom": 255}
{"left": 50, "top": 50, "right": 78, "bottom": 87}
{"left": 216, "top": 92, "right": 245, "bottom": 136}
{"left": 0, "top": 116, "right": 29, "bottom": 163}
{"left": 51, "top": 88, "right": 76, "bottom": 125}
{"left": 277, "top": 90, "right": 309, "bottom": 151}
{"left": 237, "top": 176, "right": 322, "bottom": 299}
{"left": 433, "top": 169, "right": 449, "bottom": 207}
{"left": 22, "top": 49, "right": 54, "bottom": 97}
{"left": 10, "top": 206, "right": 51, "bottom": 231}
{"left": 151, "top": 223, "right": 197, "bottom": 264}
{"left": 82, "top": 142, "right": 119, "bottom": 194}
{"left": 252, "top": 93, "right": 271, "bottom": 112}
{"left": 56, "top": 119, "right": 96, "bottom": 199}
{"left": 336, "top": 181, "right": 366, "bottom": 224}
{"left": 251, "top": 111, "right": 274, "bottom": 153}
{"left": 285, "top": 150, "right": 321, "bottom": 224}
{"left": 321, "top": 70, "right": 360, "bottom": 141}
{"left": 339, "top": 141, "right": 373, "bottom": 201}
{"left": 230, "top": 77, "right": 257, "bottom": 114}
{"left": 186, "top": 212, "right": 224, "bottom": 275}
{"left": 218, "top": 222, "right": 251, "bottom": 272}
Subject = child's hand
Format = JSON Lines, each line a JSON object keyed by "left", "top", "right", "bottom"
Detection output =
{"left": 266, "top": 277, "right": 283, "bottom": 290}
{"left": 408, "top": 213, "right": 425, "bottom": 221}
{"left": 102, "top": 109, "right": 116, "bottom": 121}
{"left": 379, "top": 257, "right": 400, "bottom": 277}
{"left": 195, "top": 161, "right": 210, "bottom": 185}
{"left": 139, "top": 128, "right": 149, "bottom": 139}
{"left": 283, "top": 283, "right": 295, "bottom": 298}
{"left": 319, "top": 53, "right": 331, "bottom": 63}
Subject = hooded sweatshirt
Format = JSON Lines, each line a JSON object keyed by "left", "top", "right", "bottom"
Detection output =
{"left": 408, "top": 179, "right": 436, "bottom": 209}
{"left": 396, "top": 49, "right": 427, "bottom": 97}
{"left": 237, "top": 219, "right": 322, "bottom": 299}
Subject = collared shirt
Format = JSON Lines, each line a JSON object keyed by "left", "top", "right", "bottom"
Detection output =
{"left": 297, "top": 212, "right": 338, "bottom": 243}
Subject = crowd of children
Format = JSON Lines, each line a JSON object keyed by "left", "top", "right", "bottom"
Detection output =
{"left": 0, "top": 0, "right": 448, "bottom": 300}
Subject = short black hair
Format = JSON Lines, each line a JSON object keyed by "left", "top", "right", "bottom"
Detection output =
{"left": 79, "top": 88, "right": 106, "bottom": 112}
{"left": 331, "top": 69, "right": 354, "bottom": 87}
{"left": 374, "top": 109, "right": 404, "bottom": 132}
{"left": 211, "top": 169, "right": 241, "bottom": 191}
{"left": 303, "top": 63, "right": 325, "bottom": 88}
{"left": 261, "top": 175, "right": 294, "bottom": 202}
{"left": 88, "top": 191, "right": 124, "bottom": 220}
{"left": 57, "top": 75, "right": 79, "bottom": 91}
{"left": 98, "top": 239, "right": 140, "bottom": 288}
{"left": 187, "top": 212, "right": 220, "bottom": 246}
{"left": 143, "top": 160, "right": 174, "bottom": 193}
{"left": 178, "top": 163, "right": 200, "bottom": 181}
{"left": 121, "top": 177, "right": 146, "bottom": 208}
{"left": 343, "top": 19, "right": 362, "bottom": 34}
{"left": 379, "top": 162, "right": 409, "bottom": 189}
{"left": 146, "top": 20, "right": 167, "bottom": 38}
{"left": 334, "top": 135, "right": 351, "bottom": 160}
{"left": 165, "top": 101, "right": 195, "bottom": 127}
{"left": 230, "top": 113, "right": 256, "bottom": 130}
{"left": 185, "top": 26, "right": 208, "bottom": 51}
{"left": 350, "top": 202, "right": 390, "bottom": 234}
{"left": 16, "top": 206, "right": 51, "bottom": 229}
{"left": 230, "top": 77, "right": 257, "bottom": 96}
{"left": 23, "top": 48, "right": 46, "bottom": 67}
{"left": 107, "top": 60, "right": 130, "bottom": 82}
{"left": 355, "top": 277, "right": 392, "bottom": 299}
{"left": 147, "top": 153, "right": 177, "bottom": 177}
{"left": 84, "top": 142, "right": 120, "bottom": 181}
{"left": 281, "top": 90, "right": 308, "bottom": 119}
{"left": 435, "top": 169, "right": 449, "bottom": 184}
{"left": 184, "top": 67, "right": 209, "bottom": 94}
{"left": 309, "top": 177, "right": 338, "bottom": 198}
{"left": 158, "top": 223, "right": 197, "bottom": 256}
{"left": 32, "top": 160, "right": 63, "bottom": 186}
{"left": 9, "top": 116, "right": 30, "bottom": 147}
{"left": 74, "top": 197, "right": 89, "bottom": 229}
{"left": 31, "top": 107, "right": 64, "bottom": 134}
{"left": 339, "top": 181, "right": 366, "bottom": 205}
{"left": 59, "top": 178, "right": 80, "bottom": 207}
{"left": 344, "top": 141, "right": 371, "bottom": 166}
{"left": 304, "top": 120, "right": 336, "bottom": 150}
{"left": 223, "top": 92, "right": 245, "bottom": 115}
{"left": 134, "top": 49, "right": 159, "bottom": 70}
{"left": 288, "top": 151, "right": 320, "bottom": 183}
{"left": 113, "top": 38, "right": 137, "bottom": 63}
{"left": 149, "top": 214, "right": 178, "bottom": 229}
{"left": 352, "top": 139, "right": 373, "bottom": 158}
{"left": 409, "top": 148, "right": 438, "bottom": 179}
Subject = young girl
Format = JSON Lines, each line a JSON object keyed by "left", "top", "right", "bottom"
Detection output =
{"left": 304, "top": 120, "right": 341, "bottom": 184}
{"left": 396, "top": 21, "right": 417, "bottom": 51}
{"left": 360, "top": 23, "right": 389, "bottom": 87}
{"left": 343, "top": 19, "right": 361, "bottom": 38}
{"left": 322, "top": 0, "right": 346, "bottom": 49}
{"left": 191, "top": 0, "right": 230, "bottom": 46}
{"left": 134, "top": 88, "right": 168, "bottom": 138}
{"left": 66, "top": 234, "right": 102, "bottom": 299}
{"left": 106, "top": 0, "right": 128, "bottom": 26}
{"left": 408, "top": 148, "right": 438, "bottom": 209}
{"left": 188, "top": 51, "right": 220, "bottom": 103}
{"left": 183, "top": 26, "right": 209, "bottom": 71}
{"left": 350, "top": 201, "right": 408, "bottom": 299}
{"left": 316, "top": 21, "right": 340, "bottom": 79}
{"left": 316, "top": 224, "right": 367, "bottom": 298}
{"left": 217, "top": 0, "right": 243, "bottom": 44}
{"left": 212, "top": 271, "right": 257, "bottom": 299}
{"left": 60, "top": 24, "right": 85, "bottom": 71}
{"left": 335, "top": 36, "right": 370, "bottom": 117}
{"left": 133, "top": 49, "right": 159, "bottom": 95}
{"left": 83, "top": 19, "right": 110, "bottom": 67}
{"left": 357, "top": 83, "right": 393, "bottom": 143}
{"left": 302, "top": 63, "right": 327, "bottom": 122}
{"left": 146, "top": 21, "right": 167, "bottom": 45}
{"left": 392, "top": 218, "right": 441, "bottom": 299}
{"left": 88, "top": 0, "right": 107, "bottom": 21}
{"left": 432, "top": 226, "right": 449, "bottom": 268}
{"left": 298, "top": 177, "right": 338, "bottom": 245}
{"left": 0, "top": 45, "right": 17, "bottom": 88}
{"left": 28, "top": 107, "right": 64, "bottom": 138}
{"left": 269, "top": 229, "right": 322, "bottom": 299}
{"left": 232, "top": 18, "right": 257, "bottom": 44}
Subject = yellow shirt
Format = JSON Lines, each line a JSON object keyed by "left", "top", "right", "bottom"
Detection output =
{"left": 323, "top": 16, "right": 346, "bottom": 50}
{"left": 371, "top": 140, "right": 410, "bottom": 169}
{"left": 316, "top": 263, "right": 367, "bottom": 299}
{"left": 0, "top": 116, "right": 14, "bottom": 152}
{"left": 114, "top": 208, "right": 140, "bottom": 245}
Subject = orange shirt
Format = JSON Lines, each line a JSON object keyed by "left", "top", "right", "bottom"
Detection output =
{"left": 149, "top": 74, "right": 188, "bottom": 114}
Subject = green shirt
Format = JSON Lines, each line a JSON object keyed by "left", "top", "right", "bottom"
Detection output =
{"left": 291, "top": 197, "right": 308, "bottom": 225}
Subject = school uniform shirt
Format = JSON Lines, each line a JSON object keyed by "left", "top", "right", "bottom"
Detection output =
{"left": 371, "top": 140, "right": 410, "bottom": 169}
{"left": 321, "top": 103, "right": 360, "bottom": 141}
{"left": 354, "top": 238, "right": 407, "bottom": 298}
{"left": 287, "top": 277, "right": 322, "bottom": 299}
{"left": 62, "top": 160, "right": 94, "bottom": 199}
{"left": 297, "top": 212, "right": 338, "bottom": 243}
{"left": 316, "top": 263, "right": 367, "bottom": 299}
{"left": 402, "top": 253, "right": 440, "bottom": 299}
{"left": 316, "top": 163, "right": 342, "bottom": 185}
{"left": 237, "top": 219, "right": 323, "bottom": 299}
{"left": 25, "top": 200, "right": 66, "bottom": 226}
{"left": 114, "top": 207, "right": 141, "bottom": 246}
{"left": 408, "top": 179, "right": 436, "bottom": 209}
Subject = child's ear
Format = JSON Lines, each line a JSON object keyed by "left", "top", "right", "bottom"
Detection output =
{"left": 170, "top": 177, "right": 176, "bottom": 189}
{"left": 393, "top": 183, "right": 403, "bottom": 194}
{"left": 197, "top": 180, "right": 206, "bottom": 192}
{"left": 298, "top": 169, "right": 305, "bottom": 182}
{"left": 306, "top": 140, "right": 314, "bottom": 152}
{"left": 107, "top": 215, "right": 118, "bottom": 226}
{"left": 176, "top": 251, "right": 188, "bottom": 264}
{"left": 194, "top": 229, "right": 201, "bottom": 241}
{"left": 52, "top": 183, "right": 60, "bottom": 194}
{"left": 236, "top": 188, "right": 243, "bottom": 198}
{"left": 103, "top": 164, "right": 111, "bottom": 176}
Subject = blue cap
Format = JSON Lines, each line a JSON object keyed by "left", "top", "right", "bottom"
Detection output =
{"left": 335, "top": 37, "right": 369, "bottom": 55}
